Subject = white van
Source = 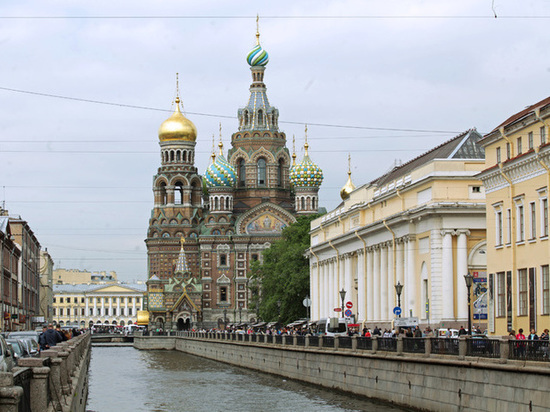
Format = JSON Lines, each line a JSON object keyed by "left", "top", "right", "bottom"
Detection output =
{"left": 123, "top": 325, "right": 145, "bottom": 335}
{"left": 316, "top": 318, "right": 348, "bottom": 336}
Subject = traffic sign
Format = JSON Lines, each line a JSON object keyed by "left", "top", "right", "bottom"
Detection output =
{"left": 345, "top": 301, "right": 353, "bottom": 309}
{"left": 393, "top": 306, "right": 402, "bottom": 316}
{"left": 303, "top": 298, "right": 312, "bottom": 307}
{"left": 344, "top": 309, "right": 352, "bottom": 317}
{"left": 334, "top": 308, "right": 342, "bottom": 312}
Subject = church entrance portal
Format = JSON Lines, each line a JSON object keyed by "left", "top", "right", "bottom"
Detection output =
{"left": 177, "top": 318, "right": 191, "bottom": 331}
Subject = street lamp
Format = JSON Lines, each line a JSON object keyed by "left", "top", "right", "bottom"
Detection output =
{"left": 339, "top": 289, "right": 346, "bottom": 315}
{"left": 223, "top": 309, "right": 227, "bottom": 330}
{"left": 395, "top": 281, "right": 403, "bottom": 318}
{"left": 239, "top": 307, "right": 242, "bottom": 325}
{"left": 464, "top": 273, "right": 473, "bottom": 336}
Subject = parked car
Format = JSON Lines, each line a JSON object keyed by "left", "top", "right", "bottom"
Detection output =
{"left": 7, "top": 331, "right": 40, "bottom": 345}
{"left": 0, "top": 336, "right": 14, "bottom": 372}
{"left": 19, "top": 338, "right": 39, "bottom": 357}
{"left": 6, "top": 339, "right": 29, "bottom": 365}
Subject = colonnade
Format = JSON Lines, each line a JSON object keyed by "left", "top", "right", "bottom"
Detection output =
{"left": 311, "top": 229, "right": 472, "bottom": 324}
{"left": 87, "top": 295, "right": 140, "bottom": 317}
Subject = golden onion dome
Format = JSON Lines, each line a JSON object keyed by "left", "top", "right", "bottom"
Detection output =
{"left": 340, "top": 170, "right": 356, "bottom": 200}
{"left": 158, "top": 97, "right": 197, "bottom": 142}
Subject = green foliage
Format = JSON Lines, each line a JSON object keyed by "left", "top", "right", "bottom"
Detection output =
{"left": 250, "top": 214, "right": 319, "bottom": 324}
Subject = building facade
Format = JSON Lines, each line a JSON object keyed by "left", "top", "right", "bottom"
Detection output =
{"left": 53, "top": 283, "right": 146, "bottom": 328}
{"left": 52, "top": 268, "right": 118, "bottom": 285}
{"left": 478, "top": 96, "right": 550, "bottom": 336}
{"left": 39, "top": 249, "right": 54, "bottom": 325}
{"left": 0, "top": 217, "right": 21, "bottom": 331}
{"left": 145, "top": 29, "right": 323, "bottom": 330}
{"left": 309, "top": 130, "right": 487, "bottom": 331}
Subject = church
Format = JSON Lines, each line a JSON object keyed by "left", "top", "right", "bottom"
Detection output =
{"left": 145, "top": 26, "right": 324, "bottom": 330}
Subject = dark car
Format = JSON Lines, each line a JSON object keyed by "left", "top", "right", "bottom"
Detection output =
{"left": 6, "top": 339, "right": 29, "bottom": 365}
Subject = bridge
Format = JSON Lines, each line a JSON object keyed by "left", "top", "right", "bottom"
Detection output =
{"left": 0, "top": 332, "right": 90, "bottom": 412}
{"left": 90, "top": 333, "right": 134, "bottom": 346}
{"left": 135, "top": 332, "right": 550, "bottom": 412}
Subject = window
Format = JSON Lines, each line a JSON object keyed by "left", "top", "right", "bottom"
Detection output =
{"left": 238, "top": 159, "right": 246, "bottom": 187}
{"left": 543, "top": 265, "right": 549, "bottom": 315}
{"left": 528, "top": 131, "right": 534, "bottom": 150}
{"left": 278, "top": 159, "right": 284, "bottom": 187}
{"left": 60, "top": 297, "right": 64, "bottom": 303}
{"left": 257, "top": 158, "right": 266, "bottom": 186}
{"left": 496, "top": 147, "right": 501, "bottom": 163}
{"left": 53, "top": 297, "right": 56, "bottom": 303}
{"left": 81, "top": 298, "right": 84, "bottom": 303}
{"left": 530, "top": 202, "right": 536, "bottom": 239}
{"left": 517, "top": 204, "right": 525, "bottom": 242}
{"left": 136, "top": 298, "right": 140, "bottom": 304}
{"left": 129, "top": 308, "right": 133, "bottom": 316}
{"left": 89, "top": 308, "right": 93, "bottom": 316}
{"left": 220, "top": 287, "right": 228, "bottom": 302}
{"left": 518, "top": 268, "right": 528, "bottom": 316}
{"left": 53, "top": 308, "right": 56, "bottom": 316}
{"left": 517, "top": 136, "right": 522, "bottom": 155}
{"left": 497, "top": 272, "right": 505, "bottom": 317}
{"left": 541, "top": 126, "right": 547, "bottom": 145}
{"left": 219, "top": 254, "right": 227, "bottom": 266}
{"left": 59, "top": 308, "right": 64, "bottom": 316}
{"left": 506, "top": 208, "right": 512, "bottom": 244}
{"left": 496, "top": 210, "right": 503, "bottom": 246}
{"left": 252, "top": 254, "right": 259, "bottom": 261}
{"left": 542, "top": 198, "right": 549, "bottom": 237}
{"left": 506, "top": 143, "right": 511, "bottom": 159}
{"left": 81, "top": 308, "right": 85, "bottom": 316}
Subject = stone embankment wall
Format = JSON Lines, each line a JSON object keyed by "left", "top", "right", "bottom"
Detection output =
{"left": 0, "top": 332, "right": 91, "bottom": 412}
{"left": 135, "top": 335, "right": 550, "bottom": 412}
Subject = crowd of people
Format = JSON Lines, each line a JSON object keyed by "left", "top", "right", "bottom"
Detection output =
{"left": 38, "top": 324, "right": 84, "bottom": 351}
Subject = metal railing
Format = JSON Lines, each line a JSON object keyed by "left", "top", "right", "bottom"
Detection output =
{"left": 13, "top": 368, "right": 32, "bottom": 412}
{"left": 403, "top": 338, "right": 425, "bottom": 354}
{"left": 169, "top": 332, "right": 548, "bottom": 363}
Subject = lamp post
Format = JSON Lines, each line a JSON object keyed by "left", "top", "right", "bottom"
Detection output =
{"left": 464, "top": 273, "right": 473, "bottom": 336}
{"left": 395, "top": 281, "right": 403, "bottom": 318}
{"left": 223, "top": 309, "right": 227, "bottom": 330}
{"left": 239, "top": 307, "right": 242, "bottom": 325}
{"left": 339, "top": 289, "right": 346, "bottom": 315}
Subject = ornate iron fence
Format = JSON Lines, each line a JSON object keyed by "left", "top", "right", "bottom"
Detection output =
{"left": 403, "top": 338, "right": 425, "bottom": 354}
{"left": 431, "top": 338, "right": 459, "bottom": 355}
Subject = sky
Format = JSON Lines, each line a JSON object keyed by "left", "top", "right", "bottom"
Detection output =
{"left": 1, "top": 1, "right": 549, "bottom": 282}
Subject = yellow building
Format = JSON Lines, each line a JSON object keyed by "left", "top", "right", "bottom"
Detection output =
{"left": 309, "top": 130, "right": 487, "bottom": 330}
{"left": 53, "top": 283, "right": 146, "bottom": 328}
{"left": 52, "top": 268, "right": 118, "bottom": 285}
{"left": 478, "top": 96, "right": 550, "bottom": 336}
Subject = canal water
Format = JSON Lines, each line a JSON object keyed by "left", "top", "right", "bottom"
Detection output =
{"left": 86, "top": 346, "right": 409, "bottom": 412}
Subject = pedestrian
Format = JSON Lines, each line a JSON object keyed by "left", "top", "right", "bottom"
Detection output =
{"left": 458, "top": 326, "right": 467, "bottom": 336}
{"left": 44, "top": 324, "right": 62, "bottom": 349}
{"left": 516, "top": 328, "right": 526, "bottom": 357}
{"left": 540, "top": 329, "right": 549, "bottom": 359}
{"left": 56, "top": 325, "right": 68, "bottom": 342}
{"left": 38, "top": 326, "right": 47, "bottom": 351}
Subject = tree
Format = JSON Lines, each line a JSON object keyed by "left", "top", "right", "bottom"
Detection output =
{"left": 249, "top": 214, "right": 319, "bottom": 324}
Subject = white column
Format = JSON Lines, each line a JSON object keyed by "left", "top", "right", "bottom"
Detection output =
{"left": 101, "top": 297, "right": 105, "bottom": 317}
{"left": 332, "top": 259, "right": 338, "bottom": 315}
{"left": 109, "top": 297, "right": 113, "bottom": 318}
{"left": 345, "top": 254, "right": 353, "bottom": 309}
{"left": 441, "top": 230, "right": 454, "bottom": 320}
{"left": 456, "top": 230, "right": 470, "bottom": 319}
{"left": 407, "top": 237, "right": 417, "bottom": 317}
{"left": 85, "top": 297, "right": 89, "bottom": 319}
{"left": 116, "top": 297, "right": 120, "bottom": 317}
{"left": 93, "top": 298, "right": 97, "bottom": 318}
{"left": 366, "top": 248, "right": 374, "bottom": 321}
{"left": 380, "top": 245, "right": 388, "bottom": 321}
{"left": 396, "top": 241, "right": 405, "bottom": 285}
{"left": 311, "top": 262, "right": 318, "bottom": 320}
{"left": 387, "top": 242, "right": 394, "bottom": 318}
{"left": 124, "top": 297, "right": 129, "bottom": 317}
{"left": 325, "top": 261, "right": 330, "bottom": 317}
{"left": 132, "top": 298, "right": 136, "bottom": 318}
{"left": 373, "top": 246, "right": 380, "bottom": 321}
{"left": 357, "top": 250, "right": 366, "bottom": 323}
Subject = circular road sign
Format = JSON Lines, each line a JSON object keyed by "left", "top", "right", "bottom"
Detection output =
{"left": 303, "top": 298, "right": 312, "bottom": 307}
{"left": 393, "top": 306, "right": 402, "bottom": 316}
{"left": 345, "top": 301, "right": 353, "bottom": 309}
{"left": 344, "top": 309, "right": 352, "bottom": 317}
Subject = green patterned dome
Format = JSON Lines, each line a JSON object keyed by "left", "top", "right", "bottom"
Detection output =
{"left": 205, "top": 150, "right": 237, "bottom": 188}
{"left": 290, "top": 144, "right": 323, "bottom": 188}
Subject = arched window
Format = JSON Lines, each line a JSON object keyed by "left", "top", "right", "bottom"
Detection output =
{"left": 257, "top": 110, "right": 263, "bottom": 126}
{"left": 244, "top": 111, "right": 249, "bottom": 126}
{"left": 159, "top": 182, "right": 167, "bottom": 205}
{"left": 301, "top": 197, "right": 305, "bottom": 210}
{"left": 176, "top": 150, "right": 181, "bottom": 162}
{"left": 225, "top": 197, "right": 230, "bottom": 210}
{"left": 257, "top": 158, "right": 266, "bottom": 186}
{"left": 238, "top": 159, "right": 246, "bottom": 187}
{"left": 170, "top": 151, "right": 175, "bottom": 162}
{"left": 278, "top": 159, "right": 284, "bottom": 187}
{"left": 174, "top": 181, "right": 184, "bottom": 204}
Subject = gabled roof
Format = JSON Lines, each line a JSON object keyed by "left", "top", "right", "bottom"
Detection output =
{"left": 371, "top": 129, "right": 484, "bottom": 187}
{"left": 490, "top": 96, "right": 550, "bottom": 133}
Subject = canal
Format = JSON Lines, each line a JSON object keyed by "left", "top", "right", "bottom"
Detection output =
{"left": 86, "top": 346, "right": 409, "bottom": 412}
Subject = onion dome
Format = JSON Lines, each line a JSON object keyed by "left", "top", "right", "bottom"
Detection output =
{"left": 247, "top": 17, "right": 269, "bottom": 67}
{"left": 290, "top": 141, "right": 323, "bottom": 188}
{"left": 204, "top": 142, "right": 237, "bottom": 188}
{"left": 158, "top": 97, "right": 197, "bottom": 142}
{"left": 340, "top": 155, "right": 356, "bottom": 200}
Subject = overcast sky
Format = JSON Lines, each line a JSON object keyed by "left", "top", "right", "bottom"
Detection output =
{"left": 1, "top": 1, "right": 549, "bottom": 282}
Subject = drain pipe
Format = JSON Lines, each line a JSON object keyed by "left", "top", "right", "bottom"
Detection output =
{"left": 500, "top": 127, "right": 515, "bottom": 159}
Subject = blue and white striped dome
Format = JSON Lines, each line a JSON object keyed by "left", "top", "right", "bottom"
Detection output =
{"left": 290, "top": 153, "right": 323, "bottom": 188}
